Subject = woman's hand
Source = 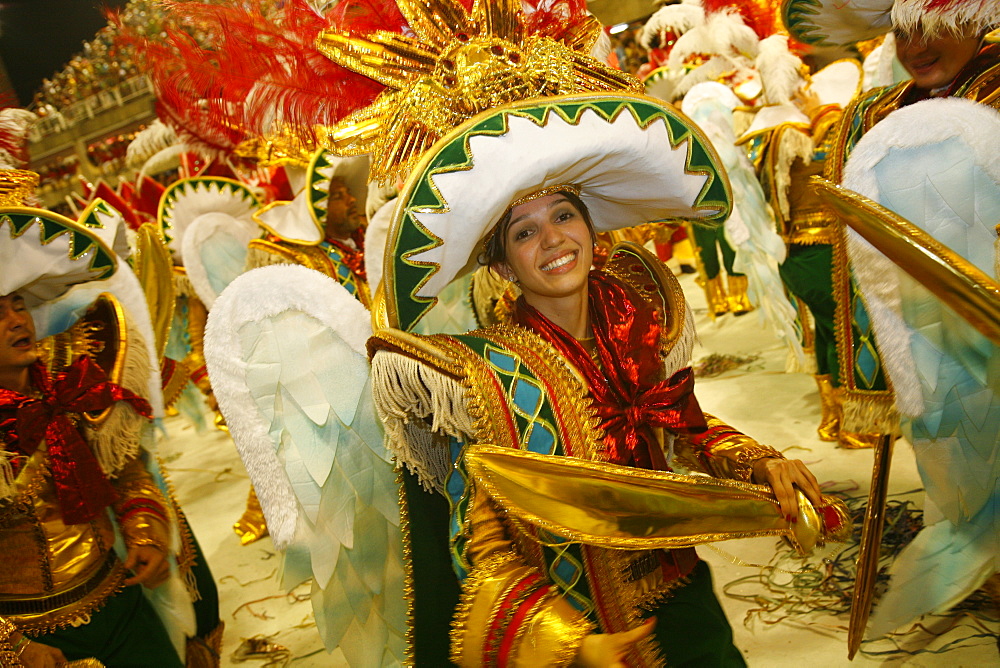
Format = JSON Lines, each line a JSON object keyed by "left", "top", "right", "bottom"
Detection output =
{"left": 123, "top": 545, "right": 170, "bottom": 588}
{"left": 573, "top": 617, "right": 656, "bottom": 667}
{"left": 16, "top": 634, "right": 66, "bottom": 668}
{"left": 752, "top": 457, "right": 823, "bottom": 522}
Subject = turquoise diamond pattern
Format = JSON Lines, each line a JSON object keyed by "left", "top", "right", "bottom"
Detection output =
{"left": 320, "top": 242, "right": 359, "bottom": 298}
{"left": 851, "top": 280, "right": 881, "bottom": 389}
{"left": 484, "top": 345, "right": 558, "bottom": 455}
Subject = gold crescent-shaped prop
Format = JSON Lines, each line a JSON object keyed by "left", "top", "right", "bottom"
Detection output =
{"left": 811, "top": 177, "right": 1000, "bottom": 345}
{"left": 464, "top": 445, "right": 850, "bottom": 555}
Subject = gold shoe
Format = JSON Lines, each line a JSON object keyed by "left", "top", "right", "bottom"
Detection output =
{"left": 233, "top": 487, "right": 269, "bottom": 545}
{"left": 838, "top": 430, "right": 879, "bottom": 449}
{"left": 727, "top": 275, "right": 754, "bottom": 315}
{"left": 814, "top": 374, "right": 841, "bottom": 442}
{"left": 186, "top": 621, "right": 224, "bottom": 668}
{"left": 704, "top": 275, "right": 729, "bottom": 317}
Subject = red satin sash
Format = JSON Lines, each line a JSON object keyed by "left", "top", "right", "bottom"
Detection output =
{"left": 513, "top": 272, "right": 706, "bottom": 470}
{"left": 0, "top": 357, "right": 152, "bottom": 524}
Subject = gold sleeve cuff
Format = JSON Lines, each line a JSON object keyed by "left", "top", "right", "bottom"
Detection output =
{"left": 112, "top": 459, "right": 173, "bottom": 553}
{"left": 120, "top": 515, "right": 171, "bottom": 554}
{"left": 450, "top": 552, "right": 594, "bottom": 667}
{"left": 683, "top": 414, "right": 784, "bottom": 482}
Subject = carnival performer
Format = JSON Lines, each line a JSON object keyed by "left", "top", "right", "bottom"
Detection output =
{"left": 736, "top": 34, "right": 864, "bottom": 443}
{"left": 191, "top": 2, "right": 848, "bottom": 665}
{"left": 784, "top": 0, "right": 1000, "bottom": 447}
{"left": 248, "top": 151, "right": 371, "bottom": 307}
{"left": 365, "top": 92, "right": 850, "bottom": 667}
{"left": 784, "top": 0, "right": 1000, "bottom": 647}
{"left": 0, "top": 170, "right": 221, "bottom": 667}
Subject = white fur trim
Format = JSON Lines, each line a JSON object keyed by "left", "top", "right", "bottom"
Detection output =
{"left": 842, "top": 97, "right": 1000, "bottom": 416}
{"left": 204, "top": 264, "right": 372, "bottom": 548}
{"left": 891, "top": 0, "right": 1000, "bottom": 39}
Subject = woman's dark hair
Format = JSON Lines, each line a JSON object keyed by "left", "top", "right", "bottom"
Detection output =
{"left": 478, "top": 190, "right": 595, "bottom": 269}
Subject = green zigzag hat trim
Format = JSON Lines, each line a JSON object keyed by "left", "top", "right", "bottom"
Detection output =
{"left": 386, "top": 93, "right": 732, "bottom": 333}
{"left": 307, "top": 149, "right": 336, "bottom": 234}
{"left": 781, "top": 0, "right": 829, "bottom": 47}
{"left": 1, "top": 207, "right": 117, "bottom": 281}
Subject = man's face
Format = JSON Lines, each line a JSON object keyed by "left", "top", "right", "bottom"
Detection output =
{"left": 324, "top": 180, "right": 360, "bottom": 240}
{"left": 895, "top": 26, "right": 983, "bottom": 91}
{"left": 0, "top": 293, "right": 37, "bottom": 378}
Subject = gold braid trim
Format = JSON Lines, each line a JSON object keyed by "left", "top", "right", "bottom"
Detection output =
{"left": 449, "top": 551, "right": 522, "bottom": 665}
{"left": 112, "top": 459, "right": 172, "bottom": 556}
{"left": 396, "top": 469, "right": 416, "bottom": 667}
{"left": 695, "top": 415, "right": 784, "bottom": 483}
{"left": 9, "top": 561, "right": 127, "bottom": 636}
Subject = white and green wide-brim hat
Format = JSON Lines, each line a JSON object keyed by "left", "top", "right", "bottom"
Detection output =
{"left": 783, "top": 0, "right": 1000, "bottom": 48}
{"left": 0, "top": 199, "right": 126, "bottom": 306}
{"left": 158, "top": 177, "right": 261, "bottom": 265}
{"left": 381, "top": 92, "right": 733, "bottom": 333}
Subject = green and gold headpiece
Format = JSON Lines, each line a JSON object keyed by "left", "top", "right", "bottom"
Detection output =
{"left": 380, "top": 92, "right": 733, "bottom": 333}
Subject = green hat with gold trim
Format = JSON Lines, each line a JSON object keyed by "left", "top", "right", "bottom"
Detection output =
{"left": 0, "top": 172, "right": 123, "bottom": 306}
{"left": 381, "top": 92, "right": 733, "bottom": 333}
{"left": 253, "top": 149, "right": 369, "bottom": 245}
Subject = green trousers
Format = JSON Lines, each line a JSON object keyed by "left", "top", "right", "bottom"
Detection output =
{"left": 691, "top": 224, "right": 742, "bottom": 279}
{"left": 779, "top": 243, "right": 839, "bottom": 382}
{"left": 646, "top": 560, "right": 746, "bottom": 667}
{"left": 39, "top": 583, "right": 183, "bottom": 668}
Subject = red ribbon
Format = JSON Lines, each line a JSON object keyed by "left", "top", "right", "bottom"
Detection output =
{"left": 513, "top": 272, "right": 706, "bottom": 470}
{"left": 0, "top": 357, "right": 152, "bottom": 524}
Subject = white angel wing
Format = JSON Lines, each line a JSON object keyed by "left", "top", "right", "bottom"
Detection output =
{"left": 204, "top": 264, "right": 405, "bottom": 666}
{"left": 842, "top": 97, "right": 1000, "bottom": 635}
{"left": 181, "top": 212, "right": 260, "bottom": 309}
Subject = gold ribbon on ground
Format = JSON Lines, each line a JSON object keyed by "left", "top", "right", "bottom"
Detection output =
{"left": 810, "top": 177, "right": 1000, "bottom": 345}
{"left": 464, "top": 446, "right": 849, "bottom": 555}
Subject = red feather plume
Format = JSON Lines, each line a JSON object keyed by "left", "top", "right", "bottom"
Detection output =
{"left": 116, "top": 0, "right": 384, "bottom": 154}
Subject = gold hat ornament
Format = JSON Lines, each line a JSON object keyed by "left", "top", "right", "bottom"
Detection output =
{"left": 315, "top": 0, "right": 642, "bottom": 182}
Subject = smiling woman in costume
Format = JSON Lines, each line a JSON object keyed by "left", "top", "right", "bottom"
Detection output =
{"left": 367, "top": 93, "right": 850, "bottom": 667}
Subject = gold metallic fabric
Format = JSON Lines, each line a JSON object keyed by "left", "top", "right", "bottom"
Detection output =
{"left": 131, "top": 224, "right": 176, "bottom": 361}
{"left": 465, "top": 446, "right": 844, "bottom": 555}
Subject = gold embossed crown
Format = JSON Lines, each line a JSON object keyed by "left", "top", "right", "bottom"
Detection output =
{"left": 0, "top": 169, "right": 38, "bottom": 207}
{"left": 315, "top": 0, "right": 642, "bottom": 182}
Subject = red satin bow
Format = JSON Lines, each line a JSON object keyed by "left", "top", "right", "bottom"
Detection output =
{"left": 514, "top": 272, "right": 706, "bottom": 470}
{"left": 0, "top": 357, "right": 152, "bottom": 524}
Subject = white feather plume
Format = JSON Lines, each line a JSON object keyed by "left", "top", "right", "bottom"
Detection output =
{"left": 756, "top": 35, "right": 806, "bottom": 105}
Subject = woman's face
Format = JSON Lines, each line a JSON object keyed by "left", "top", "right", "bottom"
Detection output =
{"left": 495, "top": 194, "right": 593, "bottom": 306}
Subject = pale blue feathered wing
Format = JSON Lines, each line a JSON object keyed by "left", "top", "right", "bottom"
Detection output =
{"left": 842, "top": 98, "right": 1000, "bottom": 637}
{"left": 204, "top": 264, "right": 405, "bottom": 666}
{"left": 181, "top": 211, "right": 261, "bottom": 309}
